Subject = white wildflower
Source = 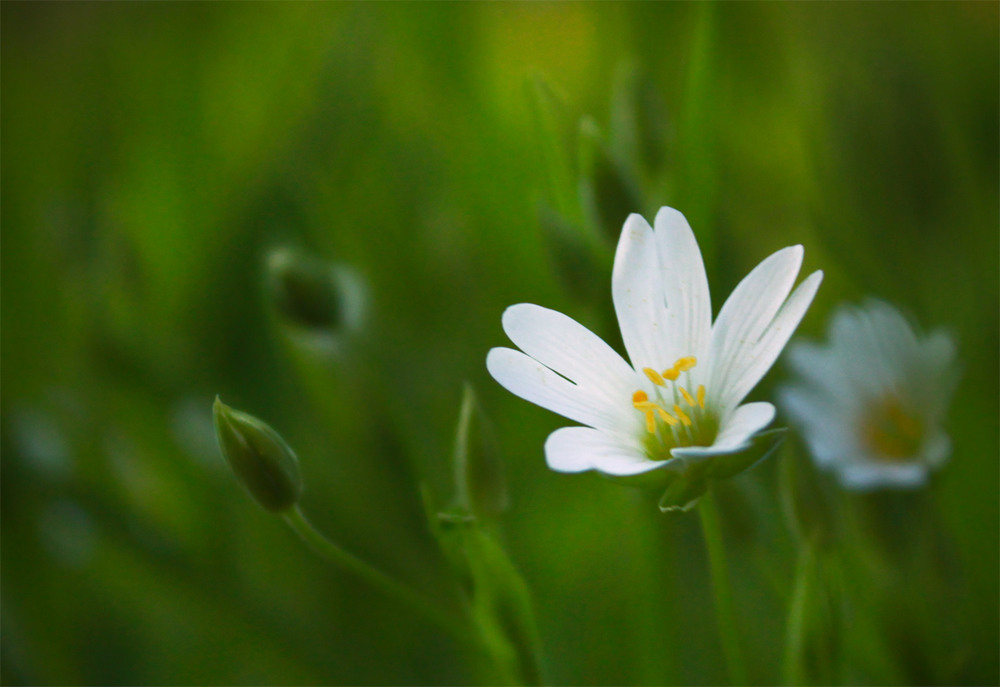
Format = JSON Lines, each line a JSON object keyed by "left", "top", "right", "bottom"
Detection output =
{"left": 487, "top": 207, "right": 822, "bottom": 505}
{"left": 780, "top": 299, "right": 957, "bottom": 490}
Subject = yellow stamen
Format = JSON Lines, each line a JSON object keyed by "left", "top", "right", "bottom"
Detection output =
{"left": 633, "top": 401, "right": 659, "bottom": 410}
{"left": 656, "top": 407, "right": 680, "bottom": 426}
{"left": 674, "top": 356, "right": 697, "bottom": 372}
{"left": 644, "top": 410, "right": 656, "bottom": 434}
{"left": 678, "top": 386, "right": 696, "bottom": 407}
{"left": 632, "top": 390, "right": 649, "bottom": 406}
{"left": 697, "top": 384, "right": 706, "bottom": 409}
{"left": 673, "top": 404, "right": 692, "bottom": 427}
{"left": 663, "top": 367, "right": 680, "bottom": 381}
{"left": 643, "top": 367, "right": 666, "bottom": 386}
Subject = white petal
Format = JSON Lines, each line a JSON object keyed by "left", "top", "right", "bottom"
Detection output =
{"left": 838, "top": 462, "right": 927, "bottom": 491}
{"left": 501, "top": 304, "right": 636, "bottom": 409}
{"left": 921, "top": 429, "right": 951, "bottom": 468}
{"left": 708, "top": 246, "right": 804, "bottom": 408}
{"left": 716, "top": 270, "right": 824, "bottom": 411}
{"left": 827, "top": 305, "right": 895, "bottom": 398}
{"left": 916, "top": 330, "right": 958, "bottom": 417}
{"left": 612, "top": 213, "right": 672, "bottom": 371}
{"left": 778, "top": 386, "right": 856, "bottom": 466}
{"left": 653, "top": 207, "right": 712, "bottom": 359}
{"left": 486, "top": 348, "right": 640, "bottom": 434}
{"left": 545, "top": 426, "right": 667, "bottom": 475}
{"left": 669, "top": 402, "right": 775, "bottom": 458}
{"left": 784, "top": 341, "right": 853, "bottom": 404}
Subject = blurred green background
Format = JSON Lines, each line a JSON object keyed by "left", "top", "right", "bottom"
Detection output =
{"left": 3, "top": 3, "right": 997, "bottom": 685}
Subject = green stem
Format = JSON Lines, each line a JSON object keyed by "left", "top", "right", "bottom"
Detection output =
{"left": 782, "top": 538, "right": 815, "bottom": 686}
{"left": 699, "top": 488, "right": 749, "bottom": 685}
{"left": 282, "top": 505, "right": 479, "bottom": 650}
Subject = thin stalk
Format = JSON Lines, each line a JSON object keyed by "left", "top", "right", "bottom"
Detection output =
{"left": 782, "top": 538, "right": 815, "bottom": 686}
{"left": 699, "top": 488, "right": 749, "bottom": 685}
{"left": 282, "top": 505, "right": 479, "bottom": 650}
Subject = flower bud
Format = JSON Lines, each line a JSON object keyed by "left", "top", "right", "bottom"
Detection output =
{"left": 452, "top": 384, "right": 507, "bottom": 519}
{"left": 265, "top": 247, "right": 365, "bottom": 335}
{"left": 212, "top": 397, "right": 302, "bottom": 512}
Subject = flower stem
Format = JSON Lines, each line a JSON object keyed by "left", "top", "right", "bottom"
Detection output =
{"left": 282, "top": 505, "right": 478, "bottom": 650}
{"left": 699, "top": 488, "right": 749, "bottom": 685}
{"left": 782, "top": 537, "right": 815, "bottom": 686}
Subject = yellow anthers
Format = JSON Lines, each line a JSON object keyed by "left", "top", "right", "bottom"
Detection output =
{"left": 657, "top": 407, "right": 680, "bottom": 426}
{"left": 633, "top": 355, "right": 706, "bottom": 437}
{"left": 643, "top": 367, "right": 667, "bottom": 386}
{"left": 674, "top": 356, "right": 697, "bottom": 372}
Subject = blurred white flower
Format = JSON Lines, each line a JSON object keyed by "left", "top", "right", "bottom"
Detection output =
{"left": 487, "top": 207, "right": 822, "bottom": 493}
{"left": 779, "top": 300, "right": 957, "bottom": 490}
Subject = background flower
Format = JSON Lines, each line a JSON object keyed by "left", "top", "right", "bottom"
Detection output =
{"left": 780, "top": 299, "right": 958, "bottom": 490}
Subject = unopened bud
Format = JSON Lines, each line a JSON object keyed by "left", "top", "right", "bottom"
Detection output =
{"left": 212, "top": 397, "right": 302, "bottom": 512}
{"left": 265, "top": 247, "right": 365, "bottom": 335}
{"left": 452, "top": 384, "right": 507, "bottom": 519}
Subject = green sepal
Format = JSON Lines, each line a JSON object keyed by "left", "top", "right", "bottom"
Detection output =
{"left": 705, "top": 428, "right": 788, "bottom": 480}
{"left": 655, "top": 429, "right": 788, "bottom": 513}
{"left": 658, "top": 469, "right": 709, "bottom": 513}
{"left": 213, "top": 397, "right": 303, "bottom": 512}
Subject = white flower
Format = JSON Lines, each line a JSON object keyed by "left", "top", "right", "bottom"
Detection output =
{"left": 486, "top": 207, "right": 823, "bottom": 498}
{"left": 779, "top": 299, "right": 957, "bottom": 490}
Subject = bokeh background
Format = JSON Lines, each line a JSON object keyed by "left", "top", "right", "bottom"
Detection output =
{"left": 3, "top": 3, "right": 997, "bottom": 685}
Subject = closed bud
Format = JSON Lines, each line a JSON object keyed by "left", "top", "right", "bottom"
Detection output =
{"left": 265, "top": 247, "right": 365, "bottom": 335}
{"left": 212, "top": 397, "right": 303, "bottom": 512}
{"left": 452, "top": 384, "right": 507, "bottom": 519}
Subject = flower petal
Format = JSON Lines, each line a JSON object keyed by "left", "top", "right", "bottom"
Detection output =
{"left": 654, "top": 207, "right": 712, "bottom": 359}
{"left": 545, "top": 426, "right": 667, "bottom": 475}
{"left": 486, "top": 347, "right": 640, "bottom": 434}
{"left": 778, "top": 386, "right": 857, "bottom": 466}
{"left": 715, "top": 270, "right": 823, "bottom": 411}
{"left": 502, "top": 304, "right": 636, "bottom": 409}
{"left": 839, "top": 462, "right": 927, "bottom": 491}
{"left": 612, "top": 213, "right": 671, "bottom": 371}
{"left": 784, "top": 341, "right": 853, "bottom": 405}
{"left": 708, "top": 245, "right": 805, "bottom": 407}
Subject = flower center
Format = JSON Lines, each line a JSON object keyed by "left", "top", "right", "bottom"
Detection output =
{"left": 860, "top": 395, "right": 924, "bottom": 461}
{"left": 631, "top": 356, "right": 719, "bottom": 459}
